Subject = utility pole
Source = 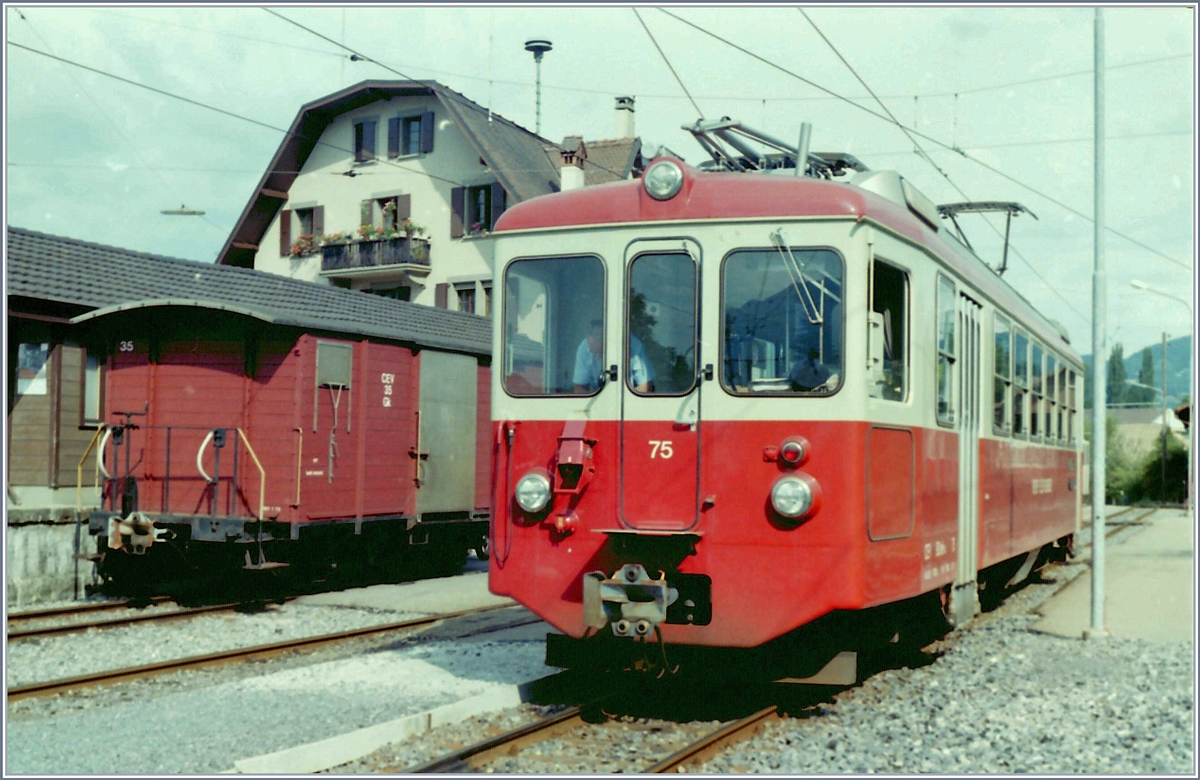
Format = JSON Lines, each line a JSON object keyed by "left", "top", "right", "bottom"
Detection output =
{"left": 1162, "top": 332, "right": 1168, "bottom": 503}
{"left": 1087, "top": 8, "right": 1108, "bottom": 640}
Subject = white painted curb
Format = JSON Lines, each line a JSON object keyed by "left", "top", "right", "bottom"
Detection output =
{"left": 229, "top": 680, "right": 539, "bottom": 774}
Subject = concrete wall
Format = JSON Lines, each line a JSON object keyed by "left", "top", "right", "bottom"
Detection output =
{"left": 6, "top": 486, "right": 100, "bottom": 607}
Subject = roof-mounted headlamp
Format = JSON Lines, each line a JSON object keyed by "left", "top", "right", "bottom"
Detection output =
{"left": 643, "top": 159, "right": 684, "bottom": 201}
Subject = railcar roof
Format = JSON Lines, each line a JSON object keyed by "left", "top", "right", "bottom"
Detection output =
{"left": 494, "top": 166, "right": 1081, "bottom": 365}
{"left": 6, "top": 226, "right": 490, "bottom": 357}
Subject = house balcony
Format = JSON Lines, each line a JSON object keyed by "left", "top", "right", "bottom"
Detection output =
{"left": 320, "top": 236, "right": 431, "bottom": 278}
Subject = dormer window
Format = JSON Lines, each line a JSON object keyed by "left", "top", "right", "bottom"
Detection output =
{"left": 354, "top": 119, "right": 377, "bottom": 163}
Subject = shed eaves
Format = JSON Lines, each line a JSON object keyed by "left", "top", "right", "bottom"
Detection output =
{"left": 6, "top": 226, "right": 491, "bottom": 356}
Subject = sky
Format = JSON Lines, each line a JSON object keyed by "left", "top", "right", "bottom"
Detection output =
{"left": 3, "top": 4, "right": 1195, "bottom": 358}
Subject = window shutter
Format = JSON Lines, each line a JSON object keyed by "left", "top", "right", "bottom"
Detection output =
{"left": 313, "top": 206, "right": 324, "bottom": 237}
{"left": 388, "top": 117, "right": 401, "bottom": 158}
{"left": 363, "top": 120, "right": 377, "bottom": 161}
{"left": 279, "top": 209, "right": 291, "bottom": 255}
{"left": 450, "top": 187, "right": 465, "bottom": 238}
{"left": 421, "top": 111, "right": 435, "bottom": 154}
{"left": 490, "top": 183, "right": 507, "bottom": 225}
{"left": 435, "top": 283, "right": 449, "bottom": 309}
{"left": 361, "top": 199, "right": 373, "bottom": 227}
{"left": 396, "top": 194, "right": 411, "bottom": 221}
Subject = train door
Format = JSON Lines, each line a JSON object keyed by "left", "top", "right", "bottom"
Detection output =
{"left": 619, "top": 239, "right": 701, "bottom": 531}
{"left": 414, "top": 351, "right": 477, "bottom": 516}
{"left": 950, "top": 292, "right": 983, "bottom": 625}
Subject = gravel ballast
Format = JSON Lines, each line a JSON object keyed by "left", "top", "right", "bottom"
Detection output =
{"left": 6, "top": 513, "right": 1193, "bottom": 774}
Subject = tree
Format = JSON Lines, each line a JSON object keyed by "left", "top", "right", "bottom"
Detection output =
{"left": 1083, "top": 414, "right": 1140, "bottom": 504}
{"left": 1126, "top": 430, "right": 1189, "bottom": 504}
{"left": 1139, "top": 346, "right": 1155, "bottom": 388}
{"left": 1106, "top": 343, "right": 1127, "bottom": 406}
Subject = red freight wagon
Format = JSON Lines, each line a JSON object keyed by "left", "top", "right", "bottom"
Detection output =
{"left": 71, "top": 272, "right": 491, "bottom": 592}
{"left": 487, "top": 119, "right": 1083, "bottom": 680}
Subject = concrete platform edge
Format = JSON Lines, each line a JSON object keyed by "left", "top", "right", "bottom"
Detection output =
{"left": 229, "top": 679, "right": 539, "bottom": 774}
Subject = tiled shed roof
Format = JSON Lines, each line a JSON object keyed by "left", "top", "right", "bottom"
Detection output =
{"left": 6, "top": 226, "right": 490, "bottom": 356}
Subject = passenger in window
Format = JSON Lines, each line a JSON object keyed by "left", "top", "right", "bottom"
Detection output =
{"left": 573, "top": 320, "right": 654, "bottom": 393}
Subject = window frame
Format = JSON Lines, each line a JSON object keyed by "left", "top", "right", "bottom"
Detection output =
{"left": 467, "top": 184, "right": 493, "bottom": 233}
{"left": 935, "top": 273, "right": 957, "bottom": 427}
{"left": 871, "top": 257, "right": 910, "bottom": 403}
{"left": 79, "top": 347, "right": 105, "bottom": 428}
{"left": 717, "top": 244, "right": 847, "bottom": 399}
{"left": 455, "top": 282, "right": 477, "bottom": 315}
{"left": 500, "top": 253, "right": 608, "bottom": 399}
{"left": 353, "top": 117, "right": 378, "bottom": 163}
{"left": 993, "top": 312, "right": 1012, "bottom": 436}
{"left": 626, "top": 251, "right": 700, "bottom": 399}
{"left": 1012, "top": 328, "right": 1029, "bottom": 438}
{"left": 1030, "top": 342, "right": 1044, "bottom": 441}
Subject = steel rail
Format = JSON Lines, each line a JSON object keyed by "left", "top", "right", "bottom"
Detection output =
{"left": 7, "top": 596, "right": 171, "bottom": 623}
{"left": 644, "top": 705, "right": 780, "bottom": 773}
{"left": 7, "top": 602, "right": 239, "bottom": 641}
{"left": 403, "top": 706, "right": 585, "bottom": 773}
{"left": 7, "top": 603, "right": 518, "bottom": 703}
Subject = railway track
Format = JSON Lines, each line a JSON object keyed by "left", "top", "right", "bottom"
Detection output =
{"left": 7, "top": 604, "right": 534, "bottom": 703}
{"left": 403, "top": 700, "right": 783, "bottom": 774}
{"left": 7, "top": 601, "right": 242, "bottom": 641}
{"left": 7, "top": 596, "right": 171, "bottom": 623}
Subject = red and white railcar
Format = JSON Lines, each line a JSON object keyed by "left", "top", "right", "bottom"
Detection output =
{"left": 487, "top": 122, "right": 1083, "bottom": 676}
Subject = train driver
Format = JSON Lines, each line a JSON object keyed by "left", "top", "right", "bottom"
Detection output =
{"left": 573, "top": 319, "right": 655, "bottom": 393}
{"left": 789, "top": 348, "right": 833, "bottom": 392}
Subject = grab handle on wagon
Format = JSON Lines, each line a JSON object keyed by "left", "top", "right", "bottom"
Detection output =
{"left": 196, "top": 430, "right": 215, "bottom": 483}
{"left": 96, "top": 427, "right": 114, "bottom": 480}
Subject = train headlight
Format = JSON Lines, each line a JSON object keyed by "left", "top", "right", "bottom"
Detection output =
{"left": 644, "top": 160, "right": 684, "bottom": 200}
{"left": 515, "top": 471, "right": 552, "bottom": 513}
{"left": 771, "top": 475, "right": 814, "bottom": 519}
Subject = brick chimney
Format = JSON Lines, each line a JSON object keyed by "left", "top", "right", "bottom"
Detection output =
{"left": 560, "top": 136, "right": 587, "bottom": 191}
{"left": 615, "top": 96, "right": 635, "bottom": 139}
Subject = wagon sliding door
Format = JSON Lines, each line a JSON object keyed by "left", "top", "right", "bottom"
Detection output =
{"left": 415, "top": 351, "right": 477, "bottom": 516}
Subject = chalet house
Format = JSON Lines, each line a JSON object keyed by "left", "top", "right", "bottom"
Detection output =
{"left": 216, "top": 81, "right": 642, "bottom": 314}
{"left": 1109, "top": 407, "right": 1189, "bottom": 463}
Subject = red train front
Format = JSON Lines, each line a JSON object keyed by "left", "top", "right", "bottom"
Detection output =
{"left": 487, "top": 131, "right": 1082, "bottom": 675}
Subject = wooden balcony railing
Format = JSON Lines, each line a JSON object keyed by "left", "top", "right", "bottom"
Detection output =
{"left": 321, "top": 236, "right": 431, "bottom": 273}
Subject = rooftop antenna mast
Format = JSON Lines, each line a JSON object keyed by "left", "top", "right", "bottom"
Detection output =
{"left": 524, "top": 39, "right": 552, "bottom": 135}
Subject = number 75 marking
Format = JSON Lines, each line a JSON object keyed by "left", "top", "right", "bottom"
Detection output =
{"left": 649, "top": 440, "right": 674, "bottom": 459}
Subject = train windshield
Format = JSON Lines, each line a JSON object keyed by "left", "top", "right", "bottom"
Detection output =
{"left": 722, "top": 247, "right": 844, "bottom": 395}
{"left": 502, "top": 255, "right": 605, "bottom": 396}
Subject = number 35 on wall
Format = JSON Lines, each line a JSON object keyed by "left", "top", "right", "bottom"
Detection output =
{"left": 118, "top": 340, "right": 135, "bottom": 352}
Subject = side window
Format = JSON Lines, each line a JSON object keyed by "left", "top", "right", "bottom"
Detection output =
{"left": 993, "top": 313, "right": 1012, "bottom": 435}
{"left": 1068, "top": 370, "right": 1077, "bottom": 445}
{"left": 1013, "top": 329, "right": 1029, "bottom": 437}
{"left": 722, "top": 247, "right": 844, "bottom": 396}
{"left": 388, "top": 112, "right": 435, "bottom": 158}
{"left": 935, "top": 274, "right": 956, "bottom": 425}
{"left": 1057, "top": 363, "right": 1068, "bottom": 445}
{"left": 502, "top": 255, "right": 604, "bottom": 396}
{"left": 1046, "top": 355, "right": 1058, "bottom": 444}
{"left": 871, "top": 259, "right": 909, "bottom": 401}
{"left": 1030, "top": 343, "right": 1044, "bottom": 440}
{"left": 81, "top": 349, "right": 104, "bottom": 426}
{"left": 354, "top": 119, "right": 377, "bottom": 163}
{"left": 16, "top": 342, "right": 51, "bottom": 396}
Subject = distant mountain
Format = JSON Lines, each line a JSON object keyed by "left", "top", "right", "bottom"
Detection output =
{"left": 1081, "top": 334, "right": 1193, "bottom": 405}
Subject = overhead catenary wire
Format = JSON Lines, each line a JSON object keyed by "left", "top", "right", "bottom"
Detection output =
{"left": 86, "top": 7, "right": 1192, "bottom": 105}
{"left": 260, "top": 8, "right": 630, "bottom": 183}
{"left": 13, "top": 9, "right": 227, "bottom": 237}
{"left": 655, "top": 8, "right": 1191, "bottom": 275}
{"left": 797, "top": 9, "right": 1088, "bottom": 325}
{"left": 631, "top": 7, "right": 703, "bottom": 119}
{"left": 7, "top": 40, "right": 469, "bottom": 189}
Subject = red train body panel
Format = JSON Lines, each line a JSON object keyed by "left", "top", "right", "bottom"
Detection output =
{"left": 486, "top": 151, "right": 1084, "bottom": 668}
